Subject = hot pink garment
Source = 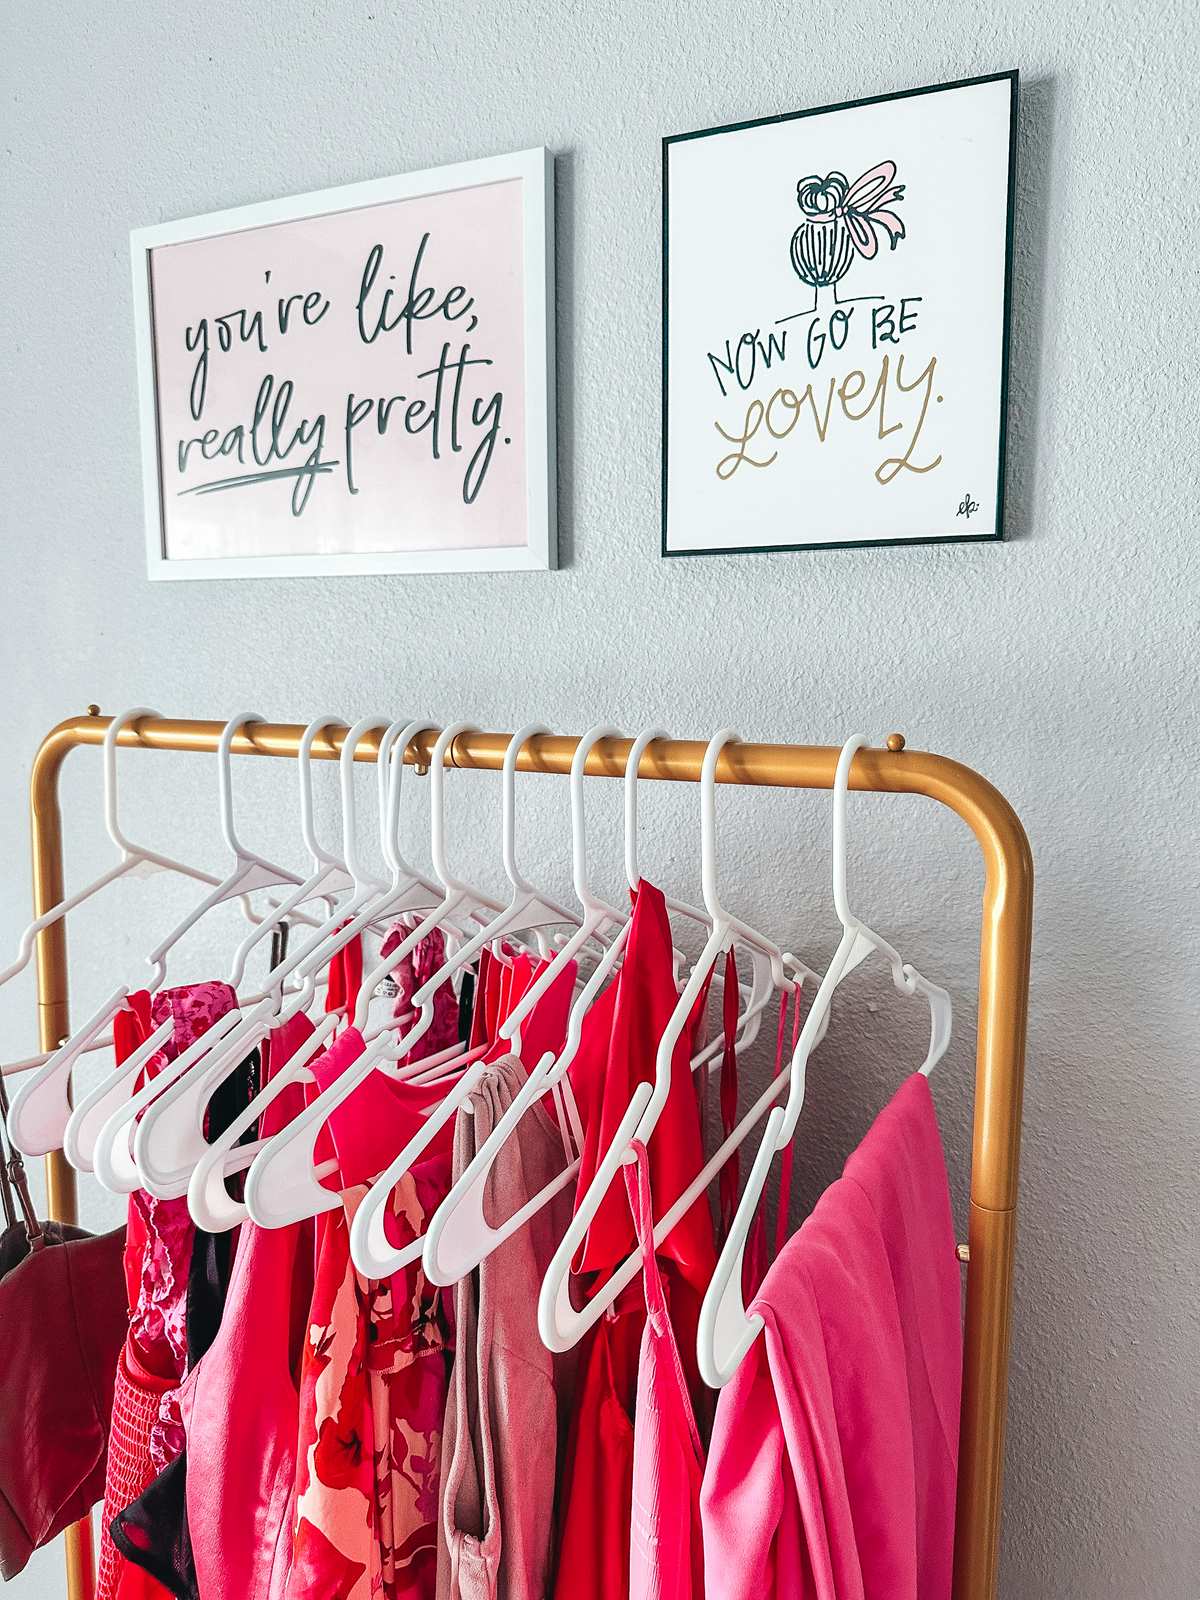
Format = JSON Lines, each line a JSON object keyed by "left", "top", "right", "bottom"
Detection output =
{"left": 180, "top": 1212, "right": 313, "bottom": 1600}
{"left": 700, "top": 1073, "right": 962, "bottom": 1600}
{"left": 176, "top": 1013, "right": 319, "bottom": 1600}
{"left": 624, "top": 1142, "right": 705, "bottom": 1600}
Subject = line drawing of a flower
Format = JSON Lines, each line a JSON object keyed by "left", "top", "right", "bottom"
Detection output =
{"left": 789, "top": 161, "right": 907, "bottom": 303}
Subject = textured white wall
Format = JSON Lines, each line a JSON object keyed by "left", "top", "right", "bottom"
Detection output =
{"left": 2, "top": 3, "right": 1197, "bottom": 1596}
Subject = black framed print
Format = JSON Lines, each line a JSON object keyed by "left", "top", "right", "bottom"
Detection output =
{"left": 662, "top": 71, "right": 1018, "bottom": 556}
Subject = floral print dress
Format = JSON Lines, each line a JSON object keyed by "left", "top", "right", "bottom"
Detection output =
{"left": 291, "top": 1164, "right": 452, "bottom": 1600}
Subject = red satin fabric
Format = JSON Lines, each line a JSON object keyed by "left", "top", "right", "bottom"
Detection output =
{"left": 572, "top": 881, "right": 716, "bottom": 1293}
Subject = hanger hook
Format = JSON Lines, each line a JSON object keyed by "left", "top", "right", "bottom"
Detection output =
{"left": 298, "top": 716, "right": 346, "bottom": 868}
{"left": 103, "top": 707, "right": 162, "bottom": 857}
{"left": 218, "top": 713, "right": 267, "bottom": 858}
{"left": 625, "top": 727, "right": 670, "bottom": 891}
{"left": 701, "top": 728, "right": 740, "bottom": 922}
{"left": 338, "top": 717, "right": 387, "bottom": 886}
{"left": 570, "top": 725, "right": 624, "bottom": 910}
{"left": 382, "top": 721, "right": 439, "bottom": 879}
{"left": 430, "top": 723, "right": 477, "bottom": 888}
{"left": 375, "top": 721, "right": 406, "bottom": 869}
{"left": 832, "top": 734, "right": 907, "bottom": 974}
{"left": 832, "top": 733, "right": 872, "bottom": 930}
{"left": 503, "top": 725, "right": 552, "bottom": 892}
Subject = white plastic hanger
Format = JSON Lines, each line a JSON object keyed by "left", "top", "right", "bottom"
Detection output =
{"left": 2, "top": 704, "right": 230, "bottom": 1128}
{"left": 225, "top": 715, "right": 354, "bottom": 990}
{"left": 357, "top": 722, "right": 591, "bottom": 1053}
{"left": 189, "top": 720, "right": 560, "bottom": 1236}
{"left": 138, "top": 714, "right": 462, "bottom": 1203}
{"left": 0, "top": 707, "right": 226, "bottom": 994}
{"left": 421, "top": 725, "right": 675, "bottom": 1286}
{"left": 182, "top": 718, "right": 464, "bottom": 1232}
{"left": 127, "top": 714, "right": 402, "bottom": 1199}
{"left": 489, "top": 725, "right": 629, "bottom": 1055}
{"left": 347, "top": 725, "right": 596, "bottom": 1277}
{"left": 623, "top": 726, "right": 774, "bottom": 1073}
{"left": 421, "top": 722, "right": 740, "bottom": 1287}
{"left": 242, "top": 722, "right": 505, "bottom": 1229}
{"left": 80, "top": 1009, "right": 247, "bottom": 1188}
{"left": 83, "top": 716, "right": 350, "bottom": 1188}
{"left": 696, "top": 733, "right": 953, "bottom": 1388}
{"left": 74, "top": 715, "right": 357, "bottom": 1183}
{"left": 251, "top": 717, "right": 461, "bottom": 1017}
{"left": 6, "top": 710, "right": 301, "bottom": 1157}
{"left": 536, "top": 728, "right": 800, "bottom": 1352}
{"left": 137, "top": 712, "right": 307, "bottom": 978}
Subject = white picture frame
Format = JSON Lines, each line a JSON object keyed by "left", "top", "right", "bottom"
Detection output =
{"left": 662, "top": 73, "right": 1017, "bottom": 555}
{"left": 132, "top": 147, "right": 556, "bottom": 579}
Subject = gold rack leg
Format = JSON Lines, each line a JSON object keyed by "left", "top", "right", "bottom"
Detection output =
{"left": 31, "top": 728, "right": 95, "bottom": 1600}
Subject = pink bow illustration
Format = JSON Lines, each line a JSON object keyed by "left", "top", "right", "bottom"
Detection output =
{"left": 795, "top": 162, "right": 907, "bottom": 259}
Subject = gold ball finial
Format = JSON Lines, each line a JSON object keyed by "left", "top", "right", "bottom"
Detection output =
{"left": 87, "top": 704, "right": 101, "bottom": 717}
{"left": 885, "top": 732, "right": 906, "bottom": 753}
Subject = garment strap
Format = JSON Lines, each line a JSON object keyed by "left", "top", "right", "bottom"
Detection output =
{"left": 623, "top": 1139, "right": 704, "bottom": 1458}
{"left": 774, "top": 986, "right": 803, "bottom": 1258}
{"left": 0, "top": 1074, "right": 15, "bottom": 1230}
{"left": 0, "top": 1067, "right": 44, "bottom": 1247}
{"left": 717, "top": 947, "right": 741, "bottom": 1232}
{"left": 624, "top": 1139, "right": 669, "bottom": 1331}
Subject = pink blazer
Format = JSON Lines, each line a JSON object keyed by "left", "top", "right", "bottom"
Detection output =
{"left": 701, "top": 1074, "right": 962, "bottom": 1600}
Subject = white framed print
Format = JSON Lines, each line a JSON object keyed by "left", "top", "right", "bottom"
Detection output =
{"left": 662, "top": 72, "right": 1018, "bottom": 555}
{"left": 132, "top": 148, "right": 556, "bottom": 579}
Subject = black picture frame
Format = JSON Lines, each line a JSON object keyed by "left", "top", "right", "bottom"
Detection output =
{"left": 661, "top": 69, "right": 1019, "bottom": 558}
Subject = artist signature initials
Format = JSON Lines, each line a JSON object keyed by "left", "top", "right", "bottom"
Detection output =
{"left": 956, "top": 492, "right": 979, "bottom": 519}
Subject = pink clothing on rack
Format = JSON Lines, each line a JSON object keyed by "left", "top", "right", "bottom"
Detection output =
{"left": 700, "top": 1073, "right": 962, "bottom": 1600}
{"left": 176, "top": 1014, "right": 319, "bottom": 1600}
{"left": 181, "top": 1214, "right": 314, "bottom": 1600}
{"left": 436, "top": 1054, "right": 576, "bottom": 1600}
{"left": 624, "top": 1142, "right": 705, "bottom": 1600}
{"left": 290, "top": 1026, "right": 457, "bottom": 1600}
{"left": 385, "top": 924, "right": 462, "bottom": 1064}
{"left": 98, "top": 980, "right": 239, "bottom": 1600}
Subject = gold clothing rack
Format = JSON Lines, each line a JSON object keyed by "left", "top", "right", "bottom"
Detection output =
{"left": 27, "top": 712, "right": 1032, "bottom": 1600}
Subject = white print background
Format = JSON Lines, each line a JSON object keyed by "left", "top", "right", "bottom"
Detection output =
{"left": 665, "top": 78, "right": 1012, "bottom": 549}
{"left": 150, "top": 177, "right": 529, "bottom": 560}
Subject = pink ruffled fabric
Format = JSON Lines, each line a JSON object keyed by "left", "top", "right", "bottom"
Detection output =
{"left": 382, "top": 924, "right": 461, "bottom": 1065}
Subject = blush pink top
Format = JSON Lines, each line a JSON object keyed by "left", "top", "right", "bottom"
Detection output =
{"left": 700, "top": 1073, "right": 962, "bottom": 1600}
{"left": 624, "top": 1142, "right": 705, "bottom": 1600}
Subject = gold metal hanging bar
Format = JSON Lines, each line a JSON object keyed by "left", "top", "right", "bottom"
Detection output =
{"left": 29, "top": 710, "right": 1032, "bottom": 1600}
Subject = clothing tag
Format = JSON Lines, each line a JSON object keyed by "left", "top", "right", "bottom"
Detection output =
{"left": 362, "top": 983, "right": 401, "bottom": 1034}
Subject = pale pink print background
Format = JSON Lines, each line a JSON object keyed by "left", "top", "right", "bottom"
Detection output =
{"left": 150, "top": 178, "right": 528, "bottom": 559}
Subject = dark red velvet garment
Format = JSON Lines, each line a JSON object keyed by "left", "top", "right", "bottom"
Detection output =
{"left": 0, "top": 1220, "right": 127, "bottom": 1578}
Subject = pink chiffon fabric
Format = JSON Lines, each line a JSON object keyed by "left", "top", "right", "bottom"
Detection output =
{"left": 700, "top": 1073, "right": 962, "bottom": 1600}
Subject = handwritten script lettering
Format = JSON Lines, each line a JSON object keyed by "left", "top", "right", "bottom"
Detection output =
{"left": 173, "top": 234, "right": 508, "bottom": 516}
